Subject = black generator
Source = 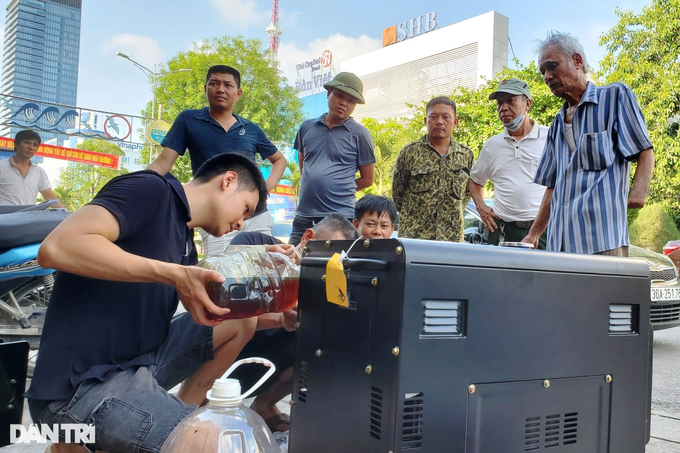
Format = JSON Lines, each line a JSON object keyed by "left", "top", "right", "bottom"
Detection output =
{"left": 289, "top": 238, "right": 652, "bottom": 453}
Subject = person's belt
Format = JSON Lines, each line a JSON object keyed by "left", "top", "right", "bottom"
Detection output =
{"left": 500, "top": 219, "right": 534, "bottom": 229}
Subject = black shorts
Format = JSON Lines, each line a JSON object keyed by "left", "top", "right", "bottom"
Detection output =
{"left": 229, "top": 328, "right": 296, "bottom": 396}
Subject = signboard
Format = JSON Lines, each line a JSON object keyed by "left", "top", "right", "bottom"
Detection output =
{"left": 0, "top": 94, "right": 146, "bottom": 145}
{"left": 146, "top": 120, "right": 171, "bottom": 146}
{"left": 0, "top": 136, "right": 120, "bottom": 169}
{"left": 270, "top": 184, "right": 295, "bottom": 197}
{"left": 383, "top": 12, "right": 438, "bottom": 46}
{"left": 296, "top": 50, "right": 335, "bottom": 97}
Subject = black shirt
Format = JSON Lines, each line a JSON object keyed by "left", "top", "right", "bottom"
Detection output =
{"left": 27, "top": 171, "right": 196, "bottom": 401}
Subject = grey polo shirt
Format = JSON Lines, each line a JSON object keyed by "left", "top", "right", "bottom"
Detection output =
{"left": 294, "top": 114, "right": 375, "bottom": 218}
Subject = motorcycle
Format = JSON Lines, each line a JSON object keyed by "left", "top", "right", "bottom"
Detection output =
{"left": 0, "top": 201, "right": 69, "bottom": 349}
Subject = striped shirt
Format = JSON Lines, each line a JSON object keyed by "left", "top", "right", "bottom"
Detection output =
{"left": 534, "top": 82, "right": 653, "bottom": 254}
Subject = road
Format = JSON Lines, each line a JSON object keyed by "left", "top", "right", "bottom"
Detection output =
{"left": 651, "top": 326, "right": 680, "bottom": 414}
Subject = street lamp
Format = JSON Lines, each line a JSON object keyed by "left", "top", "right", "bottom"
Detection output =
{"left": 115, "top": 51, "right": 191, "bottom": 120}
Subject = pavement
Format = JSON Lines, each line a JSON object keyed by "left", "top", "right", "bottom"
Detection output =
{"left": 3, "top": 327, "right": 680, "bottom": 452}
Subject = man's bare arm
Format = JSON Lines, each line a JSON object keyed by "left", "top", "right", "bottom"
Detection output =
{"left": 628, "top": 148, "right": 654, "bottom": 209}
{"left": 468, "top": 180, "right": 498, "bottom": 232}
{"left": 356, "top": 163, "right": 375, "bottom": 191}
{"left": 265, "top": 151, "right": 287, "bottom": 192}
{"left": 522, "top": 188, "right": 554, "bottom": 248}
{"left": 148, "top": 147, "right": 181, "bottom": 174}
{"left": 38, "top": 205, "right": 228, "bottom": 325}
{"left": 39, "top": 188, "right": 63, "bottom": 209}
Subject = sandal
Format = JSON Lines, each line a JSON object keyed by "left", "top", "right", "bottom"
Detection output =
{"left": 264, "top": 413, "right": 291, "bottom": 433}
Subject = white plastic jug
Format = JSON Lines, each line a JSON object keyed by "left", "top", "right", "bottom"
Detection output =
{"left": 160, "top": 358, "right": 280, "bottom": 453}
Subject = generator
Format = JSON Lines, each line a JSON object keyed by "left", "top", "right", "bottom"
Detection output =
{"left": 289, "top": 238, "right": 652, "bottom": 453}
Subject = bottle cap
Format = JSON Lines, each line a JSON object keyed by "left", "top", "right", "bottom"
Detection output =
{"left": 207, "top": 378, "right": 242, "bottom": 404}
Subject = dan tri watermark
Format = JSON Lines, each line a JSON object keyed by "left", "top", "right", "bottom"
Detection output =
{"left": 10, "top": 424, "right": 95, "bottom": 444}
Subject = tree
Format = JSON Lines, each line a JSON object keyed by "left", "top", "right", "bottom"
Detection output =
{"left": 599, "top": 1, "right": 680, "bottom": 227}
{"left": 150, "top": 36, "right": 304, "bottom": 182}
{"left": 56, "top": 140, "right": 128, "bottom": 210}
{"left": 407, "top": 60, "right": 563, "bottom": 155}
{"left": 360, "top": 118, "right": 419, "bottom": 197}
{"left": 629, "top": 203, "right": 680, "bottom": 252}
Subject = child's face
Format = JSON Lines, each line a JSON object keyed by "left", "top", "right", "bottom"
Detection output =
{"left": 355, "top": 211, "right": 395, "bottom": 239}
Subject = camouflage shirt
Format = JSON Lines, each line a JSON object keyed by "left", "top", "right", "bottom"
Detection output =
{"left": 392, "top": 134, "right": 475, "bottom": 242}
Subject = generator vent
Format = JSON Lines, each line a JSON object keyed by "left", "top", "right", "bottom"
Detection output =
{"left": 524, "top": 412, "right": 578, "bottom": 451}
{"left": 369, "top": 386, "right": 383, "bottom": 440}
{"left": 401, "top": 392, "right": 424, "bottom": 450}
{"left": 609, "top": 304, "right": 637, "bottom": 335}
{"left": 421, "top": 300, "right": 464, "bottom": 337}
{"left": 297, "top": 360, "right": 309, "bottom": 403}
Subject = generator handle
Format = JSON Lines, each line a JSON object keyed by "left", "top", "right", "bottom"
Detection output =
{"left": 301, "top": 257, "right": 389, "bottom": 271}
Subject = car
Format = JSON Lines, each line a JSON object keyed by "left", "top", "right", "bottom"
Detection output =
{"left": 663, "top": 240, "right": 680, "bottom": 269}
{"left": 271, "top": 220, "right": 293, "bottom": 244}
{"left": 464, "top": 201, "right": 680, "bottom": 330}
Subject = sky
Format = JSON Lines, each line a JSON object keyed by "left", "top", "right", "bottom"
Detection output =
{"left": 1, "top": 0, "right": 648, "bottom": 118}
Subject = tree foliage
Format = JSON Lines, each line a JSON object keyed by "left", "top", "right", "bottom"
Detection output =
{"left": 360, "top": 118, "right": 420, "bottom": 197}
{"left": 151, "top": 36, "right": 304, "bottom": 182}
{"left": 56, "top": 140, "right": 128, "bottom": 211}
{"left": 357, "top": 61, "right": 563, "bottom": 197}
{"left": 404, "top": 60, "right": 563, "bottom": 155}
{"left": 629, "top": 203, "right": 680, "bottom": 252}
{"left": 599, "top": 0, "right": 680, "bottom": 227}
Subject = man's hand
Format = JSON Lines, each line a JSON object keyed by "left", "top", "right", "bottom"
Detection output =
{"left": 627, "top": 194, "right": 646, "bottom": 209}
{"left": 174, "top": 265, "right": 230, "bottom": 327}
{"left": 478, "top": 204, "right": 500, "bottom": 233}
{"left": 281, "top": 306, "right": 298, "bottom": 332}
{"left": 265, "top": 243, "right": 299, "bottom": 264}
{"left": 521, "top": 233, "right": 539, "bottom": 249}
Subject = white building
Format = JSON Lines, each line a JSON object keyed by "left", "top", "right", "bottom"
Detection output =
{"left": 341, "top": 11, "right": 509, "bottom": 122}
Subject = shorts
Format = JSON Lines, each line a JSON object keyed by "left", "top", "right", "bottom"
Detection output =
{"left": 28, "top": 313, "right": 214, "bottom": 453}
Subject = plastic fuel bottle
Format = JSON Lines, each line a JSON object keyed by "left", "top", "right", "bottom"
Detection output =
{"left": 198, "top": 246, "right": 300, "bottom": 321}
{"left": 160, "top": 358, "right": 280, "bottom": 453}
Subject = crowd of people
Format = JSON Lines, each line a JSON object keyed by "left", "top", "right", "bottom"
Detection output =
{"left": 0, "top": 30, "right": 655, "bottom": 453}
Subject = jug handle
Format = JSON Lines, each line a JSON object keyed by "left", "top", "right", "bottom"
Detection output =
{"left": 222, "top": 357, "right": 276, "bottom": 399}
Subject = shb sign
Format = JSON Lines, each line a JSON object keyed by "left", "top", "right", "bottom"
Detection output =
{"left": 382, "top": 12, "right": 438, "bottom": 46}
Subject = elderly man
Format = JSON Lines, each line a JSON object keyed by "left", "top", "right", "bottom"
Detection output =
{"left": 469, "top": 79, "right": 548, "bottom": 248}
{"left": 392, "top": 96, "right": 475, "bottom": 242}
{"left": 522, "top": 32, "right": 654, "bottom": 256}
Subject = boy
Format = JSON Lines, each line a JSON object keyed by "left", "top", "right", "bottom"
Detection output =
{"left": 353, "top": 194, "right": 397, "bottom": 239}
{"left": 27, "top": 154, "right": 285, "bottom": 453}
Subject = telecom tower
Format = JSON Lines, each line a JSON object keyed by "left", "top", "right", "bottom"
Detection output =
{"left": 266, "top": 0, "right": 282, "bottom": 68}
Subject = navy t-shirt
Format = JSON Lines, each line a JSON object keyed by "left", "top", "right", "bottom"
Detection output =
{"left": 27, "top": 171, "right": 196, "bottom": 401}
{"left": 230, "top": 231, "right": 281, "bottom": 246}
{"left": 162, "top": 108, "right": 278, "bottom": 174}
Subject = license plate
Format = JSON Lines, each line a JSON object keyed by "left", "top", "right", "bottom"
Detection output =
{"left": 651, "top": 287, "right": 680, "bottom": 302}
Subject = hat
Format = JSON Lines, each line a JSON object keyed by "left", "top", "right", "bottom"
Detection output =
{"left": 323, "top": 72, "right": 365, "bottom": 104}
{"left": 488, "top": 78, "right": 531, "bottom": 100}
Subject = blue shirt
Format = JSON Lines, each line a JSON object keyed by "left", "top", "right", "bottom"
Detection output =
{"left": 534, "top": 82, "right": 653, "bottom": 254}
{"left": 27, "top": 171, "right": 196, "bottom": 401}
{"left": 294, "top": 115, "right": 375, "bottom": 218}
{"left": 162, "top": 107, "right": 278, "bottom": 174}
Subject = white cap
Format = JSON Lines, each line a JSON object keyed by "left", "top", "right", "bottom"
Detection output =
{"left": 207, "top": 378, "right": 242, "bottom": 405}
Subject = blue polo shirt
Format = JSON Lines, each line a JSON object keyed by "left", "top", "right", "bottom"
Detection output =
{"left": 27, "top": 170, "right": 196, "bottom": 401}
{"left": 162, "top": 107, "right": 278, "bottom": 174}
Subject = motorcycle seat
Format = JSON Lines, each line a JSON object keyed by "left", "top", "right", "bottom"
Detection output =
{"left": 0, "top": 210, "right": 70, "bottom": 251}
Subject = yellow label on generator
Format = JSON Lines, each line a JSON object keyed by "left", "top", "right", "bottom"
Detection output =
{"left": 326, "top": 253, "right": 348, "bottom": 307}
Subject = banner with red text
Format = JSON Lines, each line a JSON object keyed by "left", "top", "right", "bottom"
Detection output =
{"left": 0, "top": 137, "right": 120, "bottom": 169}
